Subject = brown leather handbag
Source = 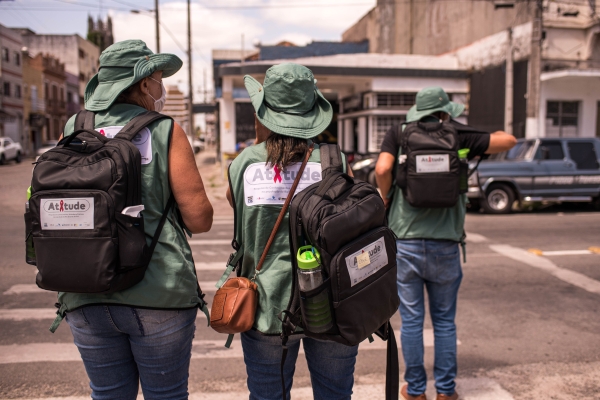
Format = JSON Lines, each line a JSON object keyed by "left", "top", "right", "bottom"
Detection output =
{"left": 210, "top": 145, "right": 314, "bottom": 334}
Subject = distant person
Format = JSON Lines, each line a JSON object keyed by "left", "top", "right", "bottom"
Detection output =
{"left": 225, "top": 63, "right": 357, "bottom": 399}
{"left": 58, "top": 40, "right": 213, "bottom": 399}
{"left": 375, "top": 87, "right": 516, "bottom": 400}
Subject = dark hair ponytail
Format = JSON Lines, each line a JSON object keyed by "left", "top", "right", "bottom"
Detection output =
{"left": 265, "top": 134, "right": 308, "bottom": 170}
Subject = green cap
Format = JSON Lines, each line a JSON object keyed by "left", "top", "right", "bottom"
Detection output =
{"left": 458, "top": 148, "right": 470, "bottom": 159}
{"left": 244, "top": 63, "right": 333, "bottom": 139}
{"left": 406, "top": 86, "right": 465, "bottom": 122}
{"left": 297, "top": 246, "right": 321, "bottom": 270}
{"left": 84, "top": 39, "right": 183, "bottom": 112}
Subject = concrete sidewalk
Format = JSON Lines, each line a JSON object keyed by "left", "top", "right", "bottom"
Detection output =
{"left": 195, "top": 145, "right": 233, "bottom": 218}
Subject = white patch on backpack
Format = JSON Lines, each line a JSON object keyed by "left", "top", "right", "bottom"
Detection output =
{"left": 416, "top": 154, "right": 449, "bottom": 173}
{"left": 96, "top": 126, "right": 153, "bottom": 165}
{"left": 40, "top": 198, "right": 94, "bottom": 230}
{"left": 243, "top": 162, "right": 322, "bottom": 206}
{"left": 345, "top": 237, "right": 388, "bottom": 287}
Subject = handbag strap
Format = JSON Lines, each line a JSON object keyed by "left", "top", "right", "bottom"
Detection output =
{"left": 252, "top": 143, "right": 314, "bottom": 280}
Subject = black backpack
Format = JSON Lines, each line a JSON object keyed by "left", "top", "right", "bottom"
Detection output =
{"left": 281, "top": 144, "right": 400, "bottom": 400}
{"left": 26, "top": 110, "right": 175, "bottom": 293}
{"left": 395, "top": 120, "right": 467, "bottom": 208}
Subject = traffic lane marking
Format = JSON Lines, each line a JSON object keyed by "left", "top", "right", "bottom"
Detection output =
{"left": 14, "top": 378, "right": 514, "bottom": 400}
{"left": 465, "top": 232, "right": 489, "bottom": 243}
{"left": 0, "top": 329, "right": 457, "bottom": 363}
{"left": 3, "top": 282, "right": 219, "bottom": 295}
{"left": 16, "top": 380, "right": 511, "bottom": 400}
{"left": 490, "top": 245, "right": 600, "bottom": 294}
{"left": 527, "top": 248, "right": 600, "bottom": 256}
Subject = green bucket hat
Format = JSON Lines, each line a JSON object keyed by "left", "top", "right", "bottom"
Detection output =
{"left": 243, "top": 63, "right": 332, "bottom": 139}
{"left": 406, "top": 86, "right": 465, "bottom": 123}
{"left": 84, "top": 39, "right": 183, "bottom": 112}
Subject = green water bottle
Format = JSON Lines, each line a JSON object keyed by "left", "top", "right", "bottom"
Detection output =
{"left": 458, "top": 148, "right": 470, "bottom": 194}
{"left": 297, "top": 246, "right": 334, "bottom": 333}
{"left": 25, "top": 186, "right": 36, "bottom": 265}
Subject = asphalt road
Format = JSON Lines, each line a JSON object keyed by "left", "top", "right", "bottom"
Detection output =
{"left": 1, "top": 160, "right": 600, "bottom": 399}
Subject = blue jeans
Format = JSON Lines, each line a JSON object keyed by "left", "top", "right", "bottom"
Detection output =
{"left": 241, "top": 329, "right": 358, "bottom": 400}
{"left": 396, "top": 239, "right": 462, "bottom": 396}
{"left": 66, "top": 305, "right": 197, "bottom": 400}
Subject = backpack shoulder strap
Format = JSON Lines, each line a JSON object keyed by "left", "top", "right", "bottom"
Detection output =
{"left": 319, "top": 143, "right": 343, "bottom": 177}
{"left": 115, "top": 111, "right": 171, "bottom": 141}
{"left": 73, "top": 110, "right": 95, "bottom": 132}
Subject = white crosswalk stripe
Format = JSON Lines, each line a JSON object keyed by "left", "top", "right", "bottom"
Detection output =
{"left": 0, "top": 329, "right": 457, "bottom": 364}
{"left": 16, "top": 378, "right": 514, "bottom": 400}
{"left": 3, "top": 282, "right": 219, "bottom": 295}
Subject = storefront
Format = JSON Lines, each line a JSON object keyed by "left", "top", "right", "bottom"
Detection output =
{"left": 216, "top": 53, "right": 468, "bottom": 157}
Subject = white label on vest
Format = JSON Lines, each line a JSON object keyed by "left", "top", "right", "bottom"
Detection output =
{"left": 416, "top": 154, "right": 449, "bottom": 173}
{"left": 40, "top": 198, "right": 94, "bottom": 230}
{"left": 96, "top": 126, "right": 153, "bottom": 165}
{"left": 243, "top": 162, "right": 322, "bottom": 206}
{"left": 345, "top": 237, "right": 388, "bottom": 287}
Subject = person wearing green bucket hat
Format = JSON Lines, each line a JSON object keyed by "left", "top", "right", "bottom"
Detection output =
{"left": 57, "top": 40, "right": 214, "bottom": 399}
{"left": 222, "top": 63, "right": 357, "bottom": 399}
{"left": 375, "top": 87, "right": 516, "bottom": 400}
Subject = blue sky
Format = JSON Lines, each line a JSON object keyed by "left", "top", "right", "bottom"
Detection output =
{"left": 0, "top": 0, "right": 376, "bottom": 95}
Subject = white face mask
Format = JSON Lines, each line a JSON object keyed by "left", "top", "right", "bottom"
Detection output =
{"left": 148, "top": 77, "right": 166, "bottom": 112}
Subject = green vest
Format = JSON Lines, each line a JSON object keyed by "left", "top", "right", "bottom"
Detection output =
{"left": 53, "top": 104, "right": 203, "bottom": 328}
{"left": 387, "top": 117, "right": 467, "bottom": 242}
{"left": 228, "top": 142, "right": 345, "bottom": 334}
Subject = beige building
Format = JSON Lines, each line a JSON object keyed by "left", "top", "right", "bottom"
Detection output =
{"left": 343, "top": 0, "right": 537, "bottom": 55}
{"left": 163, "top": 85, "right": 189, "bottom": 133}
{"left": 19, "top": 30, "right": 100, "bottom": 108}
{"left": 0, "top": 24, "right": 24, "bottom": 144}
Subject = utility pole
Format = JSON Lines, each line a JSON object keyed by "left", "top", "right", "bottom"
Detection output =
{"left": 241, "top": 33, "right": 245, "bottom": 65}
{"left": 526, "top": 0, "right": 543, "bottom": 137}
{"left": 187, "top": 0, "right": 193, "bottom": 138}
{"left": 154, "top": 0, "right": 160, "bottom": 53}
{"left": 505, "top": 27, "right": 513, "bottom": 135}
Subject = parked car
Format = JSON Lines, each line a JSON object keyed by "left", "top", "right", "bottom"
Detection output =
{"left": 36, "top": 140, "right": 59, "bottom": 157}
{"left": 351, "top": 153, "right": 379, "bottom": 186}
{"left": 0, "top": 137, "right": 23, "bottom": 165}
{"left": 469, "top": 138, "right": 600, "bottom": 213}
{"left": 192, "top": 138, "right": 205, "bottom": 154}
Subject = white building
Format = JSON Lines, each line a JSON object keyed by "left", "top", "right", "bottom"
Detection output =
{"left": 216, "top": 53, "right": 469, "bottom": 156}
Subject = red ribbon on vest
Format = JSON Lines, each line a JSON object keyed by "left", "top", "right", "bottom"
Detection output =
{"left": 273, "top": 165, "right": 282, "bottom": 183}
{"left": 59, "top": 200, "right": 64, "bottom": 212}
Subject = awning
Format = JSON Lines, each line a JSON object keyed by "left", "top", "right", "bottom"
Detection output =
{"left": 540, "top": 69, "right": 600, "bottom": 81}
{"left": 0, "top": 109, "right": 16, "bottom": 123}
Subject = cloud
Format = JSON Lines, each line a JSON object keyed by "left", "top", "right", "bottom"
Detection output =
{"left": 268, "top": 33, "right": 314, "bottom": 46}
{"left": 109, "top": 0, "right": 376, "bottom": 94}
{"left": 261, "top": 0, "right": 375, "bottom": 35}
{"left": 111, "top": 2, "right": 264, "bottom": 94}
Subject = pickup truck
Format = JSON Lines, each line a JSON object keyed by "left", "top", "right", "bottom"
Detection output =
{"left": 468, "top": 138, "right": 600, "bottom": 213}
{"left": 0, "top": 137, "right": 23, "bottom": 165}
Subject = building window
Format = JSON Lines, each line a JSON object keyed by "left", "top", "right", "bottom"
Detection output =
{"left": 14, "top": 51, "right": 20, "bottom": 66}
{"left": 534, "top": 140, "right": 564, "bottom": 160}
{"left": 546, "top": 101, "right": 579, "bottom": 137}
{"left": 3, "top": 82, "right": 10, "bottom": 97}
{"left": 371, "top": 116, "right": 405, "bottom": 152}
{"left": 567, "top": 142, "right": 600, "bottom": 170}
{"left": 15, "top": 84, "right": 21, "bottom": 99}
{"left": 79, "top": 73, "right": 86, "bottom": 82}
{"left": 79, "top": 48, "right": 85, "bottom": 59}
{"left": 376, "top": 93, "right": 416, "bottom": 108}
{"left": 2, "top": 47, "right": 9, "bottom": 62}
